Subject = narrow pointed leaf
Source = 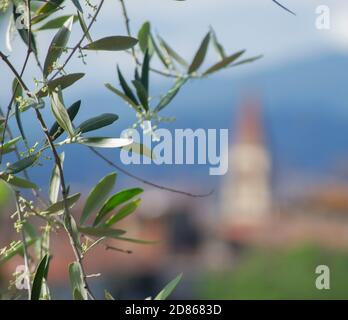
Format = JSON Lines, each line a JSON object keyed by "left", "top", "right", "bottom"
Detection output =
{"left": 49, "top": 152, "right": 65, "bottom": 204}
{"left": 42, "top": 193, "right": 81, "bottom": 215}
{"left": 82, "top": 36, "right": 138, "bottom": 51}
{"left": 49, "top": 100, "right": 81, "bottom": 141}
{"left": 1, "top": 173, "right": 38, "bottom": 190}
{"left": 132, "top": 80, "right": 149, "bottom": 111}
{"left": 141, "top": 50, "right": 150, "bottom": 93}
{"left": 50, "top": 89, "right": 75, "bottom": 139}
{"left": 80, "top": 173, "right": 117, "bottom": 224}
{"left": 158, "top": 36, "right": 188, "bottom": 67}
{"left": 105, "top": 83, "right": 140, "bottom": 111}
{"left": 43, "top": 16, "right": 74, "bottom": 77}
{"left": 154, "top": 273, "right": 183, "bottom": 300}
{"left": 94, "top": 188, "right": 143, "bottom": 226}
{"left": 155, "top": 78, "right": 187, "bottom": 112}
{"left": 31, "top": 254, "right": 50, "bottom": 300}
{"left": 76, "top": 114, "right": 118, "bottom": 134}
{"left": 76, "top": 137, "right": 133, "bottom": 148}
{"left": 104, "top": 199, "right": 142, "bottom": 227}
{"left": 69, "top": 262, "right": 88, "bottom": 300}
{"left": 138, "top": 22, "right": 150, "bottom": 53}
{"left": 6, "top": 153, "right": 40, "bottom": 174}
{"left": 77, "top": 12, "right": 92, "bottom": 43}
{"left": 71, "top": 0, "right": 83, "bottom": 13}
{"left": 36, "top": 15, "right": 78, "bottom": 31}
{"left": 78, "top": 226, "right": 126, "bottom": 238}
{"left": 203, "top": 50, "right": 245, "bottom": 75}
{"left": 188, "top": 32, "right": 210, "bottom": 74}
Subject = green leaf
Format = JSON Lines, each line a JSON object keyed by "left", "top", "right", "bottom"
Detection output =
{"left": 155, "top": 78, "right": 187, "bottom": 112}
{"left": 132, "top": 80, "right": 149, "bottom": 111}
{"left": 158, "top": 36, "right": 188, "bottom": 67}
{"left": 188, "top": 32, "right": 210, "bottom": 74}
{"left": 229, "top": 55, "right": 263, "bottom": 67}
{"left": 117, "top": 66, "right": 139, "bottom": 106}
{"left": 1, "top": 173, "right": 38, "bottom": 190}
{"left": 12, "top": 78, "right": 23, "bottom": 100}
{"left": 5, "top": 153, "right": 40, "bottom": 174}
{"left": 76, "top": 137, "right": 132, "bottom": 149}
{"left": 141, "top": 50, "right": 150, "bottom": 93}
{"left": 31, "top": 254, "right": 51, "bottom": 300}
{"left": 203, "top": 50, "right": 245, "bottom": 75}
{"left": 80, "top": 173, "right": 117, "bottom": 224}
{"left": 69, "top": 262, "right": 88, "bottom": 300}
{"left": 150, "top": 34, "right": 169, "bottom": 69}
{"left": 104, "top": 199, "right": 142, "bottom": 227}
{"left": 33, "top": 0, "right": 65, "bottom": 25}
{"left": 42, "top": 193, "right": 81, "bottom": 215}
{"left": 49, "top": 100, "right": 81, "bottom": 141}
{"left": 114, "top": 236, "right": 158, "bottom": 245}
{"left": 94, "top": 188, "right": 143, "bottom": 226}
{"left": 38, "top": 73, "right": 85, "bottom": 97}
{"left": 82, "top": 36, "right": 138, "bottom": 51}
{"left": 0, "top": 136, "right": 21, "bottom": 155}
{"left": 78, "top": 226, "right": 126, "bottom": 238}
{"left": 122, "top": 142, "right": 155, "bottom": 160}
{"left": 49, "top": 152, "right": 65, "bottom": 204}
{"left": 105, "top": 83, "right": 140, "bottom": 111}
{"left": 77, "top": 11, "right": 92, "bottom": 43}
{"left": 138, "top": 22, "right": 151, "bottom": 53}
{"left": 73, "top": 288, "right": 84, "bottom": 300}
{"left": 36, "top": 15, "right": 78, "bottom": 31}
{"left": 43, "top": 16, "right": 74, "bottom": 77}
{"left": 104, "top": 290, "right": 115, "bottom": 300}
{"left": 50, "top": 89, "right": 75, "bottom": 139}
{"left": 76, "top": 113, "right": 119, "bottom": 134}
{"left": 71, "top": 0, "right": 83, "bottom": 13}
{"left": 210, "top": 28, "right": 226, "bottom": 60}
{"left": 154, "top": 273, "right": 183, "bottom": 300}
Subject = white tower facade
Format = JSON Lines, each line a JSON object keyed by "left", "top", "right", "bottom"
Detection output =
{"left": 221, "top": 99, "right": 272, "bottom": 226}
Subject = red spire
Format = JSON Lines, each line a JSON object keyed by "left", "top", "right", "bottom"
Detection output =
{"left": 234, "top": 97, "right": 264, "bottom": 145}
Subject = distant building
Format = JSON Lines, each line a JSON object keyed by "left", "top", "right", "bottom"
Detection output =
{"left": 221, "top": 98, "right": 272, "bottom": 226}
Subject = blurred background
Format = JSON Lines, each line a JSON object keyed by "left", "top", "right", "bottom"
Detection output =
{"left": 1, "top": 0, "right": 348, "bottom": 299}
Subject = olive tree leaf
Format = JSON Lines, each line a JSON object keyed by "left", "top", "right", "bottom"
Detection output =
{"left": 104, "top": 290, "right": 115, "bottom": 300}
{"left": 71, "top": 0, "right": 83, "bottom": 13}
{"left": 0, "top": 239, "right": 37, "bottom": 266}
{"left": 38, "top": 73, "right": 85, "bottom": 98}
{"left": 105, "top": 83, "right": 140, "bottom": 111}
{"left": 1, "top": 173, "right": 38, "bottom": 190}
{"left": 77, "top": 11, "right": 92, "bottom": 43}
{"left": 154, "top": 78, "right": 187, "bottom": 112}
{"left": 210, "top": 27, "right": 226, "bottom": 60}
{"left": 0, "top": 136, "right": 21, "bottom": 155}
{"left": 82, "top": 36, "right": 138, "bottom": 51}
{"left": 104, "top": 199, "right": 142, "bottom": 227}
{"left": 31, "top": 254, "right": 51, "bottom": 300}
{"left": 69, "top": 262, "right": 88, "bottom": 300}
{"left": 76, "top": 113, "right": 119, "bottom": 134}
{"left": 94, "top": 188, "right": 143, "bottom": 226}
{"left": 76, "top": 137, "right": 133, "bottom": 149}
{"left": 141, "top": 50, "right": 150, "bottom": 93}
{"left": 36, "top": 15, "right": 78, "bottom": 31}
{"left": 49, "top": 100, "right": 81, "bottom": 141}
{"left": 116, "top": 66, "right": 139, "bottom": 106}
{"left": 138, "top": 21, "right": 151, "bottom": 53}
{"left": 42, "top": 193, "right": 81, "bottom": 215}
{"left": 49, "top": 152, "right": 65, "bottom": 204}
{"left": 154, "top": 273, "right": 183, "bottom": 300}
{"left": 203, "top": 50, "right": 245, "bottom": 75}
{"left": 132, "top": 80, "right": 149, "bottom": 111}
{"left": 188, "top": 32, "right": 210, "bottom": 74}
{"left": 43, "top": 15, "right": 74, "bottom": 77}
{"left": 32, "top": 0, "right": 65, "bottom": 25}
{"left": 5, "top": 153, "right": 40, "bottom": 174}
{"left": 78, "top": 226, "right": 126, "bottom": 238}
{"left": 50, "top": 89, "right": 75, "bottom": 139}
{"left": 80, "top": 173, "right": 117, "bottom": 224}
{"left": 158, "top": 36, "right": 188, "bottom": 68}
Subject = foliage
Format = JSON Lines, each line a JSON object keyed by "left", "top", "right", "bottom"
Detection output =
{"left": 0, "top": 0, "right": 287, "bottom": 300}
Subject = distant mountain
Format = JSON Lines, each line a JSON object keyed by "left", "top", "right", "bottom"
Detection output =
{"left": 13, "top": 52, "right": 348, "bottom": 195}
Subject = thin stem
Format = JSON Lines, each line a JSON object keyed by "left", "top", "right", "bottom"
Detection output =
{"left": 119, "top": 0, "right": 139, "bottom": 64}
{"left": 89, "top": 147, "right": 214, "bottom": 198}
{"left": 14, "top": 191, "right": 32, "bottom": 299}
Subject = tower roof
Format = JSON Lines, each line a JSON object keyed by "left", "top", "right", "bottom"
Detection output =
{"left": 234, "top": 97, "right": 265, "bottom": 145}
